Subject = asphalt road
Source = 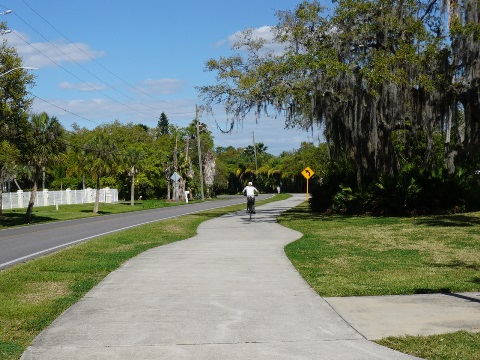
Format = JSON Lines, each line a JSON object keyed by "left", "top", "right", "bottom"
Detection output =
{"left": 0, "top": 194, "right": 272, "bottom": 270}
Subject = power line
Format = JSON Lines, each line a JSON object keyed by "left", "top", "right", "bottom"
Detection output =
{"left": 2, "top": 2, "right": 196, "bottom": 124}
{"left": 11, "top": 30, "right": 160, "bottom": 120}
{"left": 19, "top": 0, "right": 171, "bottom": 104}
{"left": 2, "top": 3, "right": 168, "bottom": 120}
{"left": 12, "top": 9, "right": 137, "bottom": 101}
{"left": 31, "top": 93, "right": 196, "bottom": 131}
{"left": 31, "top": 93, "right": 102, "bottom": 126}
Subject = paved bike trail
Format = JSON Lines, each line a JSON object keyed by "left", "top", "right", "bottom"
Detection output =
{"left": 22, "top": 194, "right": 421, "bottom": 359}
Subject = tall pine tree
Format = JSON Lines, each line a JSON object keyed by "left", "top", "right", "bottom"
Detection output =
{"left": 157, "top": 112, "right": 169, "bottom": 136}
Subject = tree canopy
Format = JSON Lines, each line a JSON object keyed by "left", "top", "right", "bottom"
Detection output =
{"left": 197, "top": 0, "right": 480, "bottom": 194}
{"left": 0, "top": 38, "right": 35, "bottom": 216}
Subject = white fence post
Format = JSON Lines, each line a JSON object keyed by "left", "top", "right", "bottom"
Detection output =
{"left": 43, "top": 189, "right": 49, "bottom": 206}
{"left": 66, "top": 188, "right": 72, "bottom": 205}
{"left": 85, "top": 188, "right": 91, "bottom": 203}
{"left": 105, "top": 187, "right": 112, "bottom": 203}
{"left": 17, "top": 190, "right": 24, "bottom": 208}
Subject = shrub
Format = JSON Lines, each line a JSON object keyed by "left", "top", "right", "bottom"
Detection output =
{"left": 311, "top": 164, "right": 480, "bottom": 215}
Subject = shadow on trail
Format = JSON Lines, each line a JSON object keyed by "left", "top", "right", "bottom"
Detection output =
{"left": 80, "top": 210, "right": 113, "bottom": 215}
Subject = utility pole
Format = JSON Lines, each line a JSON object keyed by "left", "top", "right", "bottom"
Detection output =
{"left": 173, "top": 136, "right": 178, "bottom": 172}
{"left": 252, "top": 131, "right": 258, "bottom": 175}
{"left": 173, "top": 136, "right": 179, "bottom": 201}
{"left": 196, "top": 105, "right": 205, "bottom": 201}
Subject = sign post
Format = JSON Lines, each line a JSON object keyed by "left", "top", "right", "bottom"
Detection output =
{"left": 301, "top": 166, "right": 315, "bottom": 201}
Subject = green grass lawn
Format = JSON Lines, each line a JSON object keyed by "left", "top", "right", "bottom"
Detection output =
{"left": 278, "top": 202, "right": 480, "bottom": 360}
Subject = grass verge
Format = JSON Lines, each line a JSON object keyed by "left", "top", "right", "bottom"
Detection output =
{"left": 278, "top": 201, "right": 480, "bottom": 360}
{"left": 0, "top": 199, "right": 198, "bottom": 229}
{"left": 377, "top": 331, "right": 480, "bottom": 360}
{"left": 0, "top": 194, "right": 289, "bottom": 360}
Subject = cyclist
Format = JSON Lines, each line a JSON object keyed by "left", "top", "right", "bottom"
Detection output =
{"left": 242, "top": 181, "right": 259, "bottom": 213}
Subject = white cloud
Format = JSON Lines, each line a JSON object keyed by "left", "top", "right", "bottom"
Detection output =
{"left": 135, "top": 78, "right": 185, "bottom": 95}
{"left": 59, "top": 81, "right": 107, "bottom": 92}
{"left": 228, "top": 25, "right": 276, "bottom": 44}
{"left": 213, "top": 39, "right": 227, "bottom": 48}
{"left": 31, "top": 96, "right": 196, "bottom": 128}
{"left": 224, "top": 25, "right": 285, "bottom": 55}
{"left": 5, "top": 31, "right": 105, "bottom": 68}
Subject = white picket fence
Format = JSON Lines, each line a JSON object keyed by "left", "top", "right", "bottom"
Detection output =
{"left": 1, "top": 188, "right": 119, "bottom": 210}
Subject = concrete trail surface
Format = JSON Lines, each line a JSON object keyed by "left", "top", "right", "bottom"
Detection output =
{"left": 22, "top": 194, "right": 419, "bottom": 359}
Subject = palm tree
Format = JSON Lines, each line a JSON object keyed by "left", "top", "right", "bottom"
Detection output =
{"left": 24, "top": 112, "right": 66, "bottom": 223}
{"left": 125, "top": 147, "right": 145, "bottom": 206}
{"left": 83, "top": 131, "right": 119, "bottom": 213}
{"left": 203, "top": 149, "right": 216, "bottom": 197}
{"left": 235, "top": 166, "right": 256, "bottom": 187}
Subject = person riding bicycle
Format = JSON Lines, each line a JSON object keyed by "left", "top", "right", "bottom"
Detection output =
{"left": 242, "top": 181, "right": 259, "bottom": 213}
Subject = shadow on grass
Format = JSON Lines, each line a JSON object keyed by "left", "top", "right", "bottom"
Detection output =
{"left": 429, "top": 260, "right": 480, "bottom": 271}
{"left": 282, "top": 205, "right": 480, "bottom": 228}
{"left": 0, "top": 212, "right": 54, "bottom": 227}
{"left": 413, "top": 214, "right": 480, "bottom": 227}
{"left": 278, "top": 207, "right": 326, "bottom": 222}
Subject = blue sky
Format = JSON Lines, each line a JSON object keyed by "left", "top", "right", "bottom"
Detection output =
{"left": 2, "top": 0, "right": 324, "bottom": 155}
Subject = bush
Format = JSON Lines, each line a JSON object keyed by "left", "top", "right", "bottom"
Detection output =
{"left": 310, "top": 164, "right": 480, "bottom": 215}
{"left": 309, "top": 160, "right": 356, "bottom": 212}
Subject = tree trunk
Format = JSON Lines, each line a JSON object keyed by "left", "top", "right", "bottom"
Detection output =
{"left": 94, "top": 176, "right": 101, "bottom": 214}
{"left": 25, "top": 167, "right": 40, "bottom": 223}
{"left": 130, "top": 166, "right": 135, "bottom": 206}
{"left": 462, "top": 87, "right": 480, "bottom": 160}
{"left": 14, "top": 178, "right": 21, "bottom": 190}
{"left": 42, "top": 166, "right": 46, "bottom": 190}
{"left": 180, "top": 179, "right": 185, "bottom": 201}
{"left": 444, "top": 105, "right": 457, "bottom": 174}
{"left": 0, "top": 171, "right": 3, "bottom": 216}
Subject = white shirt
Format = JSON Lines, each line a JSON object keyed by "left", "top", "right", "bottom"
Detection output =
{"left": 243, "top": 185, "right": 258, "bottom": 197}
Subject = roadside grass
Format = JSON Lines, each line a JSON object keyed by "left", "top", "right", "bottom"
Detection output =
{"left": 0, "top": 194, "right": 288, "bottom": 360}
{"left": 278, "top": 202, "right": 480, "bottom": 360}
{"left": 0, "top": 199, "right": 197, "bottom": 229}
{"left": 377, "top": 331, "right": 480, "bottom": 360}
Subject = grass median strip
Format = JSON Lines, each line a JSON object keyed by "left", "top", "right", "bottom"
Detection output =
{"left": 0, "top": 194, "right": 289, "bottom": 360}
{"left": 278, "top": 202, "right": 480, "bottom": 360}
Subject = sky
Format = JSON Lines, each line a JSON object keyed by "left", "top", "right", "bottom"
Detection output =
{"left": 2, "top": 0, "right": 324, "bottom": 155}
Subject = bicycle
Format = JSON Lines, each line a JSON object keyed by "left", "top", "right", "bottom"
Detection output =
{"left": 245, "top": 194, "right": 258, "bottom": 220}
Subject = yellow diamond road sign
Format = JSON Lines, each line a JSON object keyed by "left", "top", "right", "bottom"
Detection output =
{"left": 301, "top": 167, "right": 314, "bottom": 180}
